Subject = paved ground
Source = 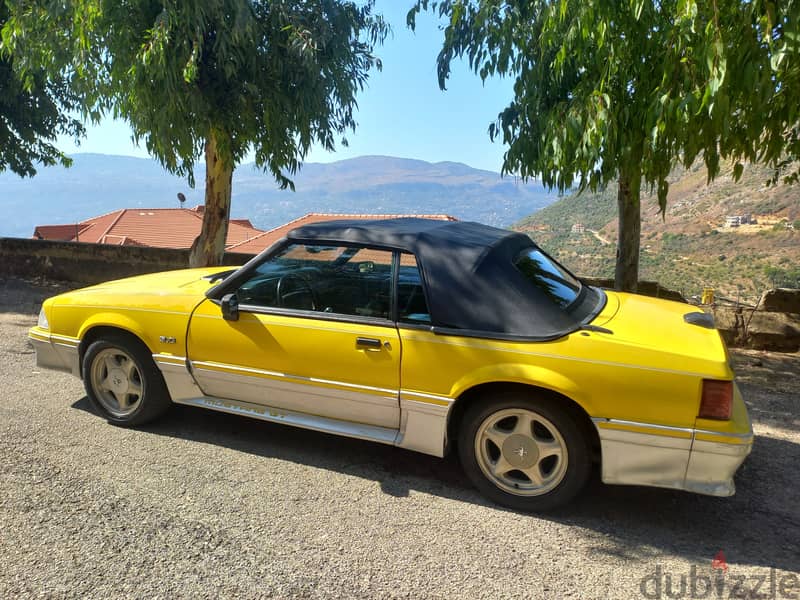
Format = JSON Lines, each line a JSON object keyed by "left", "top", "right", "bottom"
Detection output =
{"left": 1, "top": 277, "right": 798, "bottom": 599}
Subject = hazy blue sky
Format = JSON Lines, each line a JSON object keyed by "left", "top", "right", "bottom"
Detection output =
{"left": 55, "top": 2, "right": 515, "bottom": 173}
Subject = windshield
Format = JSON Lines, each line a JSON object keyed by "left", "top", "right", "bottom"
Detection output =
{"left": 513, "top": 248, "right": 583, "bottom": 308}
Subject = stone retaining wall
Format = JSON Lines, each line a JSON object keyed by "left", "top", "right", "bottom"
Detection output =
{"left": 714, "top": 288, "right": 800, "bottom": 353}
{"left": 0, "top": 237, "right": 255, "bottom": 285}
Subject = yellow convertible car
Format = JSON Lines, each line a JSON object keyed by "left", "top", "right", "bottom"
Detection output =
{"left": 28, "top": 218, "right": 753, "bottom": 510}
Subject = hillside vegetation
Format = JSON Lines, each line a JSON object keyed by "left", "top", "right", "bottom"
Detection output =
{"left": 515, "top": 162, "right": 800, "bottom": 303}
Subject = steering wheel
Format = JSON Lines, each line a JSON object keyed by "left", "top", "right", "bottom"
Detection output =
{"left": 276, "top": 274, "right": 317, "bottom": 311}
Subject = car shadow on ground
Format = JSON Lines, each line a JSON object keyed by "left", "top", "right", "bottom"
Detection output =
{"left": 71, "top": 397, "right": 800, "bottom": 573}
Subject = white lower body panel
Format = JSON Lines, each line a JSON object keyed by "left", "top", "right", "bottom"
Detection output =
{"left": 29, "top": 332, "right": 81, "bottom": 377}
{"left": 154, "top": 354, "right": 451, "bottom": 457}
{"left": 174, "top": 395, "right": 399, "bottom": 446}
{"left": 593, "top": 418, "right": 753, "bottom": 497}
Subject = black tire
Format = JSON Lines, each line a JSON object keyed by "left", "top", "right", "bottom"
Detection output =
{"left": 458, "top": 391, "right": 591, "bottom": 511}
{"left": 82, "top": 333, "right": 172, "bottom": 426}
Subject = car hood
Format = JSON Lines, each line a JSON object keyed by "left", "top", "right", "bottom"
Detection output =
{"left": 599, "top": 291, "right": 731, "bottom": 375}
{"left": 51, "top": 267, "right": 234, "bottom": 313}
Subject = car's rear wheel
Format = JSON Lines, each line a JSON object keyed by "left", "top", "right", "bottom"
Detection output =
{"left": 458, "top": 392, "right": 591, "bottom": 511}
{"left": 83, "top": 334, "right": 171, "bottom": 426}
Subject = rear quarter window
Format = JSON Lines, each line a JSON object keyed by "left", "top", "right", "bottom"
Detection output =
{"left": 513, "top": 248, "right": 582, "bottom": 308}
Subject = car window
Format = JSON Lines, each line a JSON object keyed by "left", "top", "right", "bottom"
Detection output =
{"left": 513, "top": 248, "right": 582, "bottom": 308}
{"left": 397, "top": 254, "right": 431, "bottom": 325}
{"left": 236, "top": 243, "right": 394, "bottom": 319}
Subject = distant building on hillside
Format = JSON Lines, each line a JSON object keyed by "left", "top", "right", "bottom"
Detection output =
{"left": 725, "top": 216, "right": 741, "bottom": 227}
{"left": 571, "top": 223, "right": 586, "bottom": 234}
{"left": 724, "top": 214, "right": 755, "bottom": 228}
{"left": 33, "top": 209, "right": 458, "bottom": 254}
{"left": 33, "top": 205, "right": 263, "bottom": 251}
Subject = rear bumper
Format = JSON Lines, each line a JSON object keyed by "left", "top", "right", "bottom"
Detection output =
{"left": 684, "top": 435, "right": 752, "bottom": 496}
{"left": 593, "top": 418, "right": 753, "bottom": 497}
{"left": 28, "top": 328, "right": 81, "bottom": 378}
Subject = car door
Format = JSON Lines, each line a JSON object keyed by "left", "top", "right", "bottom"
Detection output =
{"left": 186, "top": 242, "right": 401, "bottom": 429}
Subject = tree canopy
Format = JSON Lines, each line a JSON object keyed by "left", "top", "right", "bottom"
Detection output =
{"left": 0, "top": 2, "right": 83, "bottom": 177}
{"left": 410, "top": 0, "right": 800, "bottom": 291}
{"left": 4, "top": 0, "right": 387, "bottom": 265}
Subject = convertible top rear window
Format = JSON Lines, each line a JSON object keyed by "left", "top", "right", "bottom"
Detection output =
{"left": 513, "top": 248, "right": 582, "bottom": 309}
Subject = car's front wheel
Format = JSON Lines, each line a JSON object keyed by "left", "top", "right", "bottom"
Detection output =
{"left": 83, "top": 334, "right": 171, "bottom": 426}
{"left": 459, "top": 393, "right": 591, "bottom": 511}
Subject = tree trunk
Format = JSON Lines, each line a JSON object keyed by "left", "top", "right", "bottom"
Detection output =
{"left": 189, "top": 131, "right": 234, "bottom": 267}
{"left": 614, "top": 168, "right": 642, "bottom": 292}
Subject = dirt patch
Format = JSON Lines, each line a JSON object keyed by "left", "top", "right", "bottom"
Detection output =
{"left": 731, "top": 348, "right": 800, "bottom": 396}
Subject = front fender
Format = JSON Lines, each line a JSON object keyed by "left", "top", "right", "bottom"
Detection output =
{"left": 449, "top": 363, "right": 595, "bottom": 416}
{"left": 76, "top": 311, "right": 188, "bottom": 357}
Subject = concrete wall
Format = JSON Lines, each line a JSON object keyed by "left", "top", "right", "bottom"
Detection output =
{"left": 0, "top": 237, "right": 255, "bottom": 285}
{"left": 2, "top": 237, "right": 690, "bottom": 298}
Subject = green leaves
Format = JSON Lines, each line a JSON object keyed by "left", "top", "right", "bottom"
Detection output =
{"left": 3, "top": 0, "right": 388, "bottom": 187}
{"left": 417, "top": 0, "right": 800, "bottom": 289}
{"left": 418, "top": 0, "right": 800, "bottom": 203}
{"left": 0, "top": 2, "right": 84, "bottom": 177}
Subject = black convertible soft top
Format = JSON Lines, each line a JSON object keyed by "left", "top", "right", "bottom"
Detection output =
{"left": 287, "top": 218, "right": 604, "bottom": 340}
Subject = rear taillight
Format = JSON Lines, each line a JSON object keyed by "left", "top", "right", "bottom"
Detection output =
{"left": 699, "top": 380, "right": 733, "bottom": 420}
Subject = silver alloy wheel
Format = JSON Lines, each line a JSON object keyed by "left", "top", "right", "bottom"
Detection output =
{"left": 474, "top": 408, "right": 569, "bottom": 496}
{"left": 89, "top": 347, "right": 145, "bottom": 418}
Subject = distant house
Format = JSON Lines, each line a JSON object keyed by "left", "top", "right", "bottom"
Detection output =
{"left": 725, "top": 215, "right": 741, "bottom": 227}
{"left": 33, "top": 205, "right": 264, "bottom": 251}
{"left": 226, "top": 213, "right": 459, "bottom": 255}
{"left": 724, "top": 214, "right": 755, "bottom": 228}
{"left": 33, "top": 209, "right": 458, "bottom": 254}
{"left": 571, "top": 223, "right": 586, "bottom": 234}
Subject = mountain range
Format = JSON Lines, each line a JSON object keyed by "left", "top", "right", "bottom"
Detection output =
{"left": 0, "top": 153, "right": 556, "bottom": 238}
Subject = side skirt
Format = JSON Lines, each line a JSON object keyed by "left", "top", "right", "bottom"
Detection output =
{"left": 172, "top": 395, "right": 400, "bottom": 448}
{"left": 155, "top": 354, "right": 451, "bottom": 458}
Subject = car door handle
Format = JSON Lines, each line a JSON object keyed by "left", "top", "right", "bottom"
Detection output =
{"left": 356, "top": 337, "right": 383, "bottom": 350}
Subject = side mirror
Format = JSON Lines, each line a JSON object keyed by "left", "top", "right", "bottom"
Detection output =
{"left": 221, "top": 293, "right": 239, "bottom": 321}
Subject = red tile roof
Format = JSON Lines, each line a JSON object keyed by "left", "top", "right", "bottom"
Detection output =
{"left": 226, "top": 213, "right": 459, "bottom": 254}
{"left": 33, "top": 224, "right": 93, "bottom": 241}
{"left": 33, "top": 206, "right": 265, "bottom": 250}
{"left": 33, "top": 210, "right": 458, "bottom": 254}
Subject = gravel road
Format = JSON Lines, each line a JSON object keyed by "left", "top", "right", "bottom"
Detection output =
{"left": 1, "top": 277, "right": 798, "bottom": 599}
